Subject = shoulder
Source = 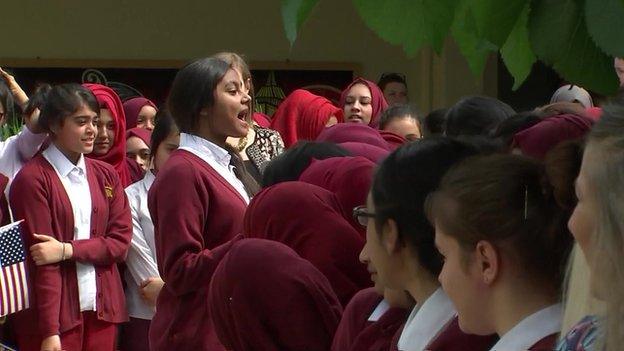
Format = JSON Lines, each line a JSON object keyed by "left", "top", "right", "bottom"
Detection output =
{"left": 13, "top": 155, "right": 48, "bottom": 185}
{"left": 87, "top": 158, "right": 120, "bottom": 181}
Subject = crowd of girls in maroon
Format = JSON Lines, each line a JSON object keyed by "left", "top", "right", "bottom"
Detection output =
{"left": 0, "top": 51, "right": 622, "bottom": 351}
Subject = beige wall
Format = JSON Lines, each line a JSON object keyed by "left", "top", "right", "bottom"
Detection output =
{"left": 1, "top": 0, "right": 496, "bottom": 113}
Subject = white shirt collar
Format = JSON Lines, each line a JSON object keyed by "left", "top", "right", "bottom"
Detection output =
{"left": 489, "top": 303, "right": 562, "bottom": 351}
{"left": 142, "top": 170, "right": 156, "bottom": 191}
{"left": 43, "top": 143, "right": 87, "bottom": 178}
{"left": 398, "top": 287, "right": 456, "bottom": 351}
{"left": 368, "top": 299, "right": 391, "bottom": 322}
{"left": 179, "top": 133, "right": 232, "bottom": 168}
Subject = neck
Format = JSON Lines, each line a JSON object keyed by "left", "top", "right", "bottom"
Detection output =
{"left": 195, "top": 125, "right": 228, "bottom": 150}
{"left": 54, "top": 142, "right": 81, "bottom": 165}
{"left": 404, "top": 271, "right": 440, "bottom": 306}
{"left": 493, "top": 282, "right": 558, "bottom": 336}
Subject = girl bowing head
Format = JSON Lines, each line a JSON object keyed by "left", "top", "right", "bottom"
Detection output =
{"left": 10, "top": 83, "right": 132, "bottom": 351}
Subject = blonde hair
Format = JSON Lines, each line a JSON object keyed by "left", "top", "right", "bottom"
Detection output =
{"left": 576, "top": 100, "right": 624, "bottom": 350}
{"left": 561, "top": 245, "right": 605, "bottom": 334}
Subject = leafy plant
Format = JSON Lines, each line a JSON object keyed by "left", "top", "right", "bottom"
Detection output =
{"left": 281, "top": 0, "right": 623, "bottom": 95}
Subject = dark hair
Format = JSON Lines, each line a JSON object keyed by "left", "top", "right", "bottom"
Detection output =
{"left": 378, "top": 73, "right": 407, "bottom": 91}
{"left": 445, "top": 96, "right": 515, "bottom": 137}
{"left": 167, "top": 57, "right": 231, "bottom": 134}
{"left": 371, "top": 137, "right": 480, "bottom": 277}
{"left": 422, "top": 108, "right": 448, "bottom": 137}
{"left": 378, "top": 104, "right": 419, "bottom": 130}
{"left": 38, "top": 83, "right": 99, "bottom": 133}
{"left": 427, "top": 154, "right": 574, "bottom": 291}
{"left": 150, "top": 109, "right": 178, "bottom": 161}
{"left": 23, "top": 84, "right": 52, "bottom": 118}
{"left": 262, "top": 141, "right": 352, "bottom": 187}
{"left": 0, "top": 80, "right": 13, "bottom": 116}
{"left": 491, "top": 111, "right": 544, "bottom": 148}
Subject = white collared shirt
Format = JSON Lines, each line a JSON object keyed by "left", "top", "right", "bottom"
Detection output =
{"left": 42, "top": 144, "right": 97, "bottom": 312}
{"left": 398, "top": 288, "right": 456, "bottom": 351}
{"left": 489, "top": 303, "right": 562, "bottom": 351}
{"left": 124, "top": 171, "right": 159, "bottom": 320}
{"left": 178, "top": 133, "right": 250, "bottom": 204}
{"left": 368, "top": 299, "right": 391, "bottom": 322}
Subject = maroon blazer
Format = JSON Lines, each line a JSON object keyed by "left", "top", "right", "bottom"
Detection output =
{"left": 389, "top": 316, "right": 498, "bottom": 351}
{"left": 147, "top": 150, "right": 247, "bottom": 351}
{"left": 332, "top": 288, "right": 408, "bottom": 351}
{"left": 529, "top": 333, "right": 559, "bottom": 350}
{"left": 9, "top": 154, "right": 132, "bottom": 338}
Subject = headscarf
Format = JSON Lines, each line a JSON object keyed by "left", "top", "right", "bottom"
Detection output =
{"left": 83, "top": 83, "right": 130, "bottom": 186}
{"left": 126, "top": 127, "right": 152, "bottom": 148}
{"left": 270, "top": 89, "right": 343, "bottom": 148}
{"left": 379, "top": 130, "right": 407, "bottom": 150}
{"left": 512, "top": 113, "right": 594, "bottom": 160}
{"left": 243, "top": 181, "right": 371, "bottom": 305}
{"left": 208, "top": 238, "right": 343, "bottom": 351}
{"left": 316, "top": 123, "right": 391, "bottom": 150}
{"left": 550, "top": 85, "right": 594, "bottom": 108}
{"left": 122, "top": 97, "right": 157, "bottom": 129}
{"left": 337, "top": 142, "right": 389, "bottom": 164}
{"left": 340, "top": 78, "right": 389, "bottom": 128}
{"left": 252, "top": 112, "right": 272, "bottom": 128}
{"left": 299, "top": 156, "right": 375, "bottom": 236}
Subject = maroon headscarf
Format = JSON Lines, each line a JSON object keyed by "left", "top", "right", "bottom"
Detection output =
{"left": 83, "top": 83, "right": 131, "bottom": 187}
{"left": 243, "top": 181, "right": 371, "bottom": 306}
{"left": 126, "top": 127, "right": 152, "bottom": 148}
{"left": 340, "top": 78, "right": 389, "bottom": 128}
{"left": 271, "top": 89, "right": 344, "bottom": 148}
{"left": 379, "top": 130, "right": 407, "bottom": 150}
{"left": 299, "top": 156, "right": 375, "bottom": 236}
{"left": 252, "top": 112, "right": 272, "bottom": 128}
{"left": 512, "top": 113, "right": 593, "bottom": 160}
{"left": 122, "top": 97, "right": 157, "bottom": 129}
{"left": 316, "top": 123, "right": 391, "bottom": 150}
{"left": 337, "top": 142, "right": 389, "bottom": 164}
{"left": 208, "top": 238, "right": 343, "bottom": 351}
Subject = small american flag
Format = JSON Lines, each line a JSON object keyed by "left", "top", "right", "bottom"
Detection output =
{"left": 0, "top": 221, "right": 29, "bottom": 317}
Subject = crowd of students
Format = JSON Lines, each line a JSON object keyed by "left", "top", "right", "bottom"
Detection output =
{"left": 0, "top": 53, "right": 620, "bottom": 351}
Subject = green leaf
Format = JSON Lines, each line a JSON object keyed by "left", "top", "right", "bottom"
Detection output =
{"left": 585, "top": 0, "right": 624, "bottom": 58}
{"left": 281, "top": 0, "right": 320, "bottom": 47}
{"left": 451, "top": 1, "right": 498, "bottom": 76}
{"left": 529, "top": 0, "right": 619, "bottom": 95}
{"left": 352, "top": 0, "right": 461, "bottom": 56}
{"left": 500, "top": 4, "right": 536, "bottom": 90}
{"left": 469, "top": 0, "right": 529, "bottom": 46}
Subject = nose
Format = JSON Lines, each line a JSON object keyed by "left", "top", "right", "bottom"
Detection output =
{"left": 359, "top": 242, "right": 370, "bottom": 264}
{"left": 241, "top": 90, "right": 251, "bottom": 104}
{"left": 146, "top": 120, "right": 154, "bottom": 131}
{"left": 351, "top": 101, "right": 361, "bottom": 112}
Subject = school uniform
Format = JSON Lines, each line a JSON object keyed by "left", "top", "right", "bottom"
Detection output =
{"left": 119, "top": 171, "right": 158, "bottom": 351}
{"left": 489, "top": 304, "right": 562, "bottom": 351}
{"left": 331, "top": 287, "right": 408, "bottom": 351}
{"left": 147, "top": 133, "right": 248, "bottom": 351}
{"left": 9, "top": 144, "right": 132, "bottom": 351}
{"left": 392, "top": 288, "right": 497, "bottom": 351}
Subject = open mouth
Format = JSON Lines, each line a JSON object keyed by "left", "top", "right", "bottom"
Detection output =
{"left": 237, "top": 110, "right": 249, "bottom": 120}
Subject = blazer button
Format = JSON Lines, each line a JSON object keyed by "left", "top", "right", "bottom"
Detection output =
{"left": 98, "top": 311, "right": 103, "bottom": 317}
{"left": 91, "top": 229, "right": 96, "bottom": 235}
{"left": 97, "top": 273, "right": 102, "bottom": 277}
{"left": 97, "top": 292, "right": 103, "bottom": 298}
{"left": 93, "top": 207, "right": 98, "bottom": 213}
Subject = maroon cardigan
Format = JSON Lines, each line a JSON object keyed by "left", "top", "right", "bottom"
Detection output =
{"left": 147, "top": 150, "right": 247, "bottom": 351}
{"left": 9, "top": 154, "right": 132, "bottom": 338}
{"left": 332, "top": 287, "right": 408, "bottom": 351}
